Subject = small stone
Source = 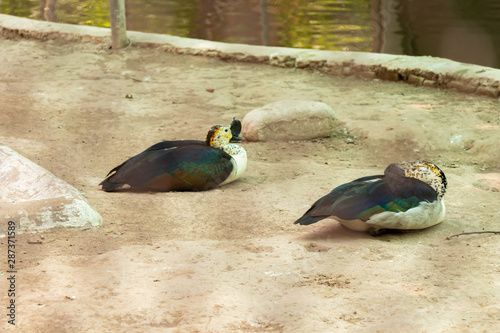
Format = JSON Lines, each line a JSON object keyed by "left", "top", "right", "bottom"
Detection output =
{"left": 241, "top": 100, "right": 338, "bottom": 141}
{"left": 378, "top": 69, "right": 401, "bottom": 82}
{"left": 407, "top": 74, "right": 424, "bottom": 86}
{"left": 359, "top": 71, "right": 376, "bottom": 79}
{"left": 423, "top": 80, "right": 437, "bottom": 88}
{"left": 447, "top": 81, "right": 477, "bottom": 94}
{"left": 476, "top": 86, "right": 500, "bottom": 98}
{"left": 342, "top": 67, "right": 352, "bottom": 76}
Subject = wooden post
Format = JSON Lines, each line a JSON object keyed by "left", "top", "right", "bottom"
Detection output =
{"left": 109, "top": 0, "right": 129, "bottom": 49}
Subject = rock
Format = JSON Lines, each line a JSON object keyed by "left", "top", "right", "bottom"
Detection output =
{"left": 241, "top": 100, "right": 338, "bottom": 141}
{"left": 0, "top": 145, "right": 102, "bottom": 235}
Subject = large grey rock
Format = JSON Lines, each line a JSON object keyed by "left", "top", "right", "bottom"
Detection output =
{"left": 241, "top": 100, "right": 338, "bottom": 141}
{"left": 0, "top": 145, "right": 102, "bottom": 235}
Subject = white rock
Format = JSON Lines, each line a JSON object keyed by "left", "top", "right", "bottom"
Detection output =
{"left": 0, "top": 145, "right": 102, "bottom": 235}
{"left": 241, "top": 100, "right": 338, "bottom": 141}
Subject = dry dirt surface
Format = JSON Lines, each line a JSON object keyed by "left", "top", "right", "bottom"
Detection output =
{"left": 1, "top": 37, "right": 500, "bottom": 332}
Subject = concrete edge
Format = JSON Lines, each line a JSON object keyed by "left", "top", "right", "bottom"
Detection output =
{"left": 1, "top": 14, "right": 499, "bottom": 98}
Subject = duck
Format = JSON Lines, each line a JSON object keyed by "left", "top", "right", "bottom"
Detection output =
{"left": 294, "top": 161, "right": 447, "bottom": 236}
{"left": 100, "top": 121, "right": 247, "bottom": 192}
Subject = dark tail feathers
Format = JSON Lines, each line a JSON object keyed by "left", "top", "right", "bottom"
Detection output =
{"left": 99, "top": 178, "right": 125, "bottom": 192}
{"left": 293, "top": 214, "right": 326, "bottom": 225}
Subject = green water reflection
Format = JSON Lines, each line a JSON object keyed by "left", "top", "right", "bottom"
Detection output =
{"left": 0, "top": 0, "right": 374, "bottom": 52}
{"left": 1, "top": 0, "right": 499, "bottom": 67}
{"left": 273, "top": 0, "right": 372, "bottom": 51}
{"left": 0, "top": 0, "right": 110, "bottom": 27}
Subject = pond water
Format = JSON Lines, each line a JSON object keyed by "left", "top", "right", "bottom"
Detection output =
{"left": 1, "top": 0, "right": 499, "bottom": 68}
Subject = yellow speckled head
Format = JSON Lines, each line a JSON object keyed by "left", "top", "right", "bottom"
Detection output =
{"left": 400, "top": 161, "right": 447, "bottom": 197}
{"left": 206, "top": 125, "right": 232, "bottom": 148}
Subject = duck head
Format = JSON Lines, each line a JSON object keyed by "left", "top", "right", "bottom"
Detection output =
{"left": 206, "top": 125, "right": 232, "bottom": 148}
{"left": 385, "top": 161, "right": 447, "bottom": 198}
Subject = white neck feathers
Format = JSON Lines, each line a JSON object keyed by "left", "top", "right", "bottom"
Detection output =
{"left": 220, "top": 144, "right": 247, "bottom": 185}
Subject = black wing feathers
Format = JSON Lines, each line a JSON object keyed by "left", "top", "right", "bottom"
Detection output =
{"left": 100, "top": 141, "right": 233, "bottom": 191}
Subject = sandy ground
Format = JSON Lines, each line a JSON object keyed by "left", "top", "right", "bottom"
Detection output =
{"left": 1, "top": 37, "right": 500, "bottom": 332}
